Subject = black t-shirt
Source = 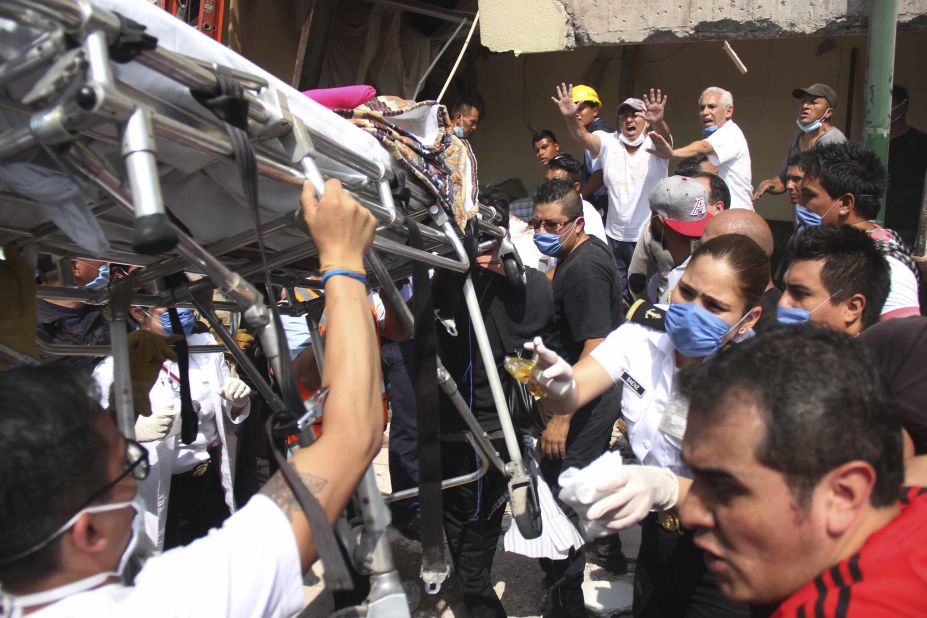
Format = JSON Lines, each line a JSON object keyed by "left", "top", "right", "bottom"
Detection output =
{"left": 886, "top": 127, "right": 927, "bottom": 246}
{"left": 435, "top": 267, "right": 553, "bottom": 434}
{"left": 36, "top": 299, "right": 111, "bottom": 370}
{"left": 547, "top": 237, "right": 623, "bottom": 364}
{"left": 859, "top": 315, "right": 927, "bottom": 455}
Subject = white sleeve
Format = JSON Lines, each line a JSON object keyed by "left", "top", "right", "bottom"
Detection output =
{"left": 706, "top": 123, "right": 738, "bottom": 167}
{"left": 881, "top": 256, "right": 921, "bottom": 318}
{"left": 368, "top": 291, "right": 386, "bottom": 331}
{"left": 92, "top": 357, "right": 115, "bottom": 409}
{"left": 588, "top": 324, "right": 634, "bottom": 384}
{"left": 214, "top": 338, "right": 249, "bottom": 424}
{"left": 126, "top": 495, "right": 305, "bottom": 618}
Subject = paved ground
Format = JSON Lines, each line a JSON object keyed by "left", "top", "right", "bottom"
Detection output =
{"left": 300, "top": 432, "right": 639, "bottom": 617}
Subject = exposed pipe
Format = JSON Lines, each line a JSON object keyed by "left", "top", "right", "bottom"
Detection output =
{"left": 862, "top": 0, "right": 898, "bottom": 223}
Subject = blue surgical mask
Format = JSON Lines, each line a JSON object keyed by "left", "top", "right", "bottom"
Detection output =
{"left": 159, "top": 308, "right": 196, "bottom": 336}
{"left": 702, "top": 125, "right": 719, "bottom": 137}
{"left": 533, "top": 232, "right": 562, "bottom": 257}
{"left": 453, "top": 125, "right": 465, "bottom": 138}
{"left": 776, "top": 305, "right": 811, "bottom": 325}
{"left": 795, "top": 109, "right": 831, "bottom": 134}
{"left": 795, "top": 199, "right": 839, "bottom": 228}
{"left": 777, "top": 289, "right": 842, "bottom": 325}
{"left": 665, "top": 303, "right": 750, "bottom": 358}
{"left": 83, "top": 263, "right": 110, "bottom": 290}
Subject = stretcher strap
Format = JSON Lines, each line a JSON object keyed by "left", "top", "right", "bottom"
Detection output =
{"left": 191, "top": 74, "right": 352, "bottom": 590}
{"left": 168, "top": 307, "right": 198, "bottom": 445}
{"left": 408, "top": 219, "right": 445, "bottom": 569}
{"left": 264, "top": 416, "right": 352, "bottom": 590}
{"left": 109, "top": 13, "right": 158, "bottom": 63}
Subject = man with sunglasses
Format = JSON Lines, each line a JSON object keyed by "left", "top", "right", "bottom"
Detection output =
{"left": 531, "top": 178, "right": 626, "bottom": 609}
{"left": 0, "top": 179, "right": 385, "bottom": 617}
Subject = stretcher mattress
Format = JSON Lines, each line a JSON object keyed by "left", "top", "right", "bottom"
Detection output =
{"left": 0, "top": 0, "right": 454, "bottom": 269}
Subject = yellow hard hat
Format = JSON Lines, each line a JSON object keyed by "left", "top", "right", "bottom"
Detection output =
{"left": 571, "top": 84, "right": 601, "bottom": 107}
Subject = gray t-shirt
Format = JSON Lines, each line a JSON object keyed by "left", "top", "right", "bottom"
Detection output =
{"left": 776, "top": 127, "right": 847, "bottom": 181}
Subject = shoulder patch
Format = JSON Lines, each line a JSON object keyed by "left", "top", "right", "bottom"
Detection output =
{"left": 626, "top": 299, "right": 666, "bottom": 332}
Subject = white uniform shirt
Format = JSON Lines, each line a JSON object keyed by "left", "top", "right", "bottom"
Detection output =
{"left": 597, "top": 132, "right": 670, "bottom": 242}
{"left": 589, "top": 320, "right": 689, "bottom": 476}
{"left": 705, "top": 120, "right": 753, "bottom": 210}
{"left": 29, "top": 495, "right": 304, "bottom": 618}
{"left": 581, "top": 199, "right": 608, "bottom": 244}
{"left": 882, "top": 255, "right": 921, "bottom": 319}
{"left": 660, "top": 256, "right": 691, "bottom": 304}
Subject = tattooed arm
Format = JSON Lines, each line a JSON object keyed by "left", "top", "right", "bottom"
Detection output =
{"left": 261, "top": 180, "right": 383, "bottom": 571}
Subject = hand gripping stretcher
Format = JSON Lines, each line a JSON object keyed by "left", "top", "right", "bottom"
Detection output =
{"left": 0, "top": 1, "right": 542, "bottom": 614}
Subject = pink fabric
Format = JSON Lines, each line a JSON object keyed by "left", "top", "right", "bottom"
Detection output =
{"left": 302, "top": 85, "right": 377, "bottom": 110}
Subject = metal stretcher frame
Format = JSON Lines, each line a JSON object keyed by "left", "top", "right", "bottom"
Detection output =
{"left": 0, "top": 0, "right": 541, "bottom": 611}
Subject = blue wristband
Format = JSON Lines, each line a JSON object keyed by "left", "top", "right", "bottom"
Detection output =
{"left": 321, "top": 269, "right": 368, "bottom": 287}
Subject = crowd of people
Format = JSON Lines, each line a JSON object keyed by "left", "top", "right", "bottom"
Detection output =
{"left": 1, "top": 75, "right": 927, "bottom": 618}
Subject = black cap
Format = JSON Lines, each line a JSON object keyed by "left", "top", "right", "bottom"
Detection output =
{"left": 792, "top": 84, "right": 837, "bottom": 108}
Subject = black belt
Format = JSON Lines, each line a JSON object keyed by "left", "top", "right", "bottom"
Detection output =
{"left": 177, "top": 445, "right": 220, "bottom": 479}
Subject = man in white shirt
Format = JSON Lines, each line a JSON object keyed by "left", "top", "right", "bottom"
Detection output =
{"left": 648, "top": 86, "right": 754, "bottom": 210}
{"left": 0, "top": 179, "right": 385, "bottom": 617}
{"left": 553, "top": 83, "right": 672, "bottom": 301}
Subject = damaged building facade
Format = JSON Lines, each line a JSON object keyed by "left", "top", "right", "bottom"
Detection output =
{"left": 473, "top": 0, "right": 927, "bottom": 222}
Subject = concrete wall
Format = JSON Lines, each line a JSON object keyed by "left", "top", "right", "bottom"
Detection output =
{"left": 480, "top": 0, "right": 927, "bottom": 53}
{"left": 467, "top": 30, "right": 927, "bottom": 221}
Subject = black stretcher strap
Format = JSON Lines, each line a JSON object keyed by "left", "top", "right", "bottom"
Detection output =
{"left": 408, "top": 219, "right": 445, "bottom": 568}
{"left": 191, "top": 74, "right": 352, "bottom": 590}
{"left": 109, "top": 13, "right": 158, "bottom": 63}
{"left": 168, "top": 307, "right": 198, "bottom": 445}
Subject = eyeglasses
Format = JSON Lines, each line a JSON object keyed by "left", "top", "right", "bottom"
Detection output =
{"left": 77, "top": 439, "right": 149, "bottom": 511}
{"left": 529, "top": 217, "right": 577, "bottom": 233}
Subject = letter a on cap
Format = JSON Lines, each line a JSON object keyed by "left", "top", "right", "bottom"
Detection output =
{"left": 690, "top": 197, "right": 706, "bottom": 217}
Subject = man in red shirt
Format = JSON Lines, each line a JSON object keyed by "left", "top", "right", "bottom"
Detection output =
{"left": 677, "top": 325, "right": 927, "bottom": 617}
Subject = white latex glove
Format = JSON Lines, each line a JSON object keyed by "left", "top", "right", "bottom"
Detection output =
{"left": 584, "top": 465, "right": 679, "bottom": 532}
{"left": 135, "top": 402, "right": 179, "bottom": 442}
{"left": 218, "top": 378, "right": 251, "bottom": 407}
{"left": 522, "top": 337, "right": 575, "bottom": 400}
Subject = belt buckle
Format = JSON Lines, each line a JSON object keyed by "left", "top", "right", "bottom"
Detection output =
{"left": 657, "top": 510, "right": 682, "bottom": 534}
{"left": 192, "top": 461, "right": 210, "bottom": 478}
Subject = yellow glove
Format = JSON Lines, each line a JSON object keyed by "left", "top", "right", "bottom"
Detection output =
{"left": 125, "top": 330, "right": 181, "bottom": 416}
{"left": 0, "top": 246, "right": 39, "bottom": 369}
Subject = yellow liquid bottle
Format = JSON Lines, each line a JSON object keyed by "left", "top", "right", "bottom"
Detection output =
{"left": 503, "top": 356, "right": 549, "bottom": 399}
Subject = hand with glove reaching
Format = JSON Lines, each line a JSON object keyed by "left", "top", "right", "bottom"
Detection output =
{"left": 522, "top": 337, "right": 577, "bottom": 414}
{"left": 135, "top": 401, "right": 180, "bottom": 442}
{"left": 218, "top": 377, "right": 251, "bottom": 414}
{"left": 582, "top": 465, "right": 679, "bottom": 533}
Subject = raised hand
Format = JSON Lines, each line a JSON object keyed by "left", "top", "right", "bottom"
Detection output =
{"left": 551, "top": 82, "right": 579, "bottom": 118}
{"left": 645, "top": 131, "right": 674, "bottom": 159}
{"left": 640, "top": 88, "right": 667, "bottom": 126}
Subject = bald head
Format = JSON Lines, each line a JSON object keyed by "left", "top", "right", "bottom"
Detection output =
{"left": 702, "top": 210, "right": 774, "bottom": 257}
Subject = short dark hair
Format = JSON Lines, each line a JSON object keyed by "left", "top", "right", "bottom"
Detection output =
{"left": 689, "top": 234, "right": 770, "bottom": 310}
{"left": 892, "top": 85, "right": 909, "bottom": 104}
{"left": 689, "top": 171, "right": 731, "bottom": 210}
{"left": 532, "top": 129, "right": 558, "bottom": 145}
{"left": 479, "top": 186, "right": 511, "bottom": 229}
{"left": 533, "top": 178, "right": 582, "bottom": 220}
{"left": 0, "top": 366, "right": 111, "bottom": 587}
{"left": 452, "top": 94, "right": 485, "bottom": 120}
{"left": 786, "top": 152, "right": 802, "bottom": 167}
{"left": 785, "top": 224, "right": 890, "bottom": 328}
{"left": 798, "top": 142, "right": 887, "bottom": 220}
{"left": 680, "top": 325, "right": 903, "bottom": 508}
{"left": 547, "top": 154, "right": 585, "bottom": 187}
{"left": 675, "top": 154, "right": 710, "bottom": 177}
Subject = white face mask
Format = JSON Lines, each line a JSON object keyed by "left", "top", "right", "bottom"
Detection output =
{"left": 0, "top": 497, "right": 144, "bottom": 617}
{"left": 619, "top": 131, "right": 647, "bottom": 147}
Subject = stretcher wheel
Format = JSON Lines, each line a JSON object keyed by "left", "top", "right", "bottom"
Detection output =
{"left": 508, "top": 474, "right": 542, "bottom": 539}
